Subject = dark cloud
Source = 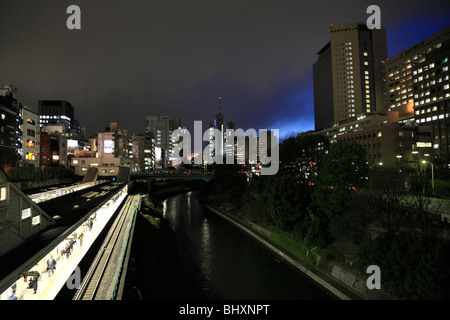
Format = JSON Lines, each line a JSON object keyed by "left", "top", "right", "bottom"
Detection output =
{"left": 0, "top": 0, "right": 449, "bottom": 138}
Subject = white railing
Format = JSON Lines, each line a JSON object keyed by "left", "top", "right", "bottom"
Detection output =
{"left": 29, "top": 180, "right": 108, "bottom": 203}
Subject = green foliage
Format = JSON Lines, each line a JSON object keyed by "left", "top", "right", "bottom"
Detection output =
{"left": 310, "top": 141, "right": 367, "bottom": 217}
{"left": 207, "top": 137, "right": 450, "bottom": 300}
{"left": 304, "top": 216, "right": 329, "bottom": 248}
{"left": 279, "top": 134, "right": 329, "bottom": 177}
{"left": 260, "top": 174, "right": 312, "bottom": 232}
{"left": 358, "top": 233, "right": 450, "bottom": 299}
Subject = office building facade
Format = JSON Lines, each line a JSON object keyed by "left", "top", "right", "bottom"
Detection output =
{"left": 0, "top": 86, "right": 18, "bottom": 168}
{"left": 313, "top": 22, "right": 388, "bottom": 130}
{"left": 387, "top": 26, "right": 450, "bottom": 167}
{"left": 18, "top": 105, "right": 40, "bottom": 167}
{"left": 145, "top": 115, "right": 181, "bottom": 167}
{"left": 38, "top": 100, "right": 75, "bottom": 132}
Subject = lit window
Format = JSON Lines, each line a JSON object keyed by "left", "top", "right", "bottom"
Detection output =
{"left": 26, "top": 153, "right": 35, "bottom": 161}
{"left": 32, "top": 215, "right": 40, "bottom": 226}
{"left": 22, "top": 208, "right": 31, "bottom": 220}
{"left": 0, "top": 187, "right": 6, "bottom": 201}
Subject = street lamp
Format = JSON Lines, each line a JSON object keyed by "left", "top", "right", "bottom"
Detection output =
{"left": 422, "top": 160, "right": 435, "bottom": 195}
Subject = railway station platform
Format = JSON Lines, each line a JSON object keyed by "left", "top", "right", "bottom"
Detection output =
{"left": 0, "top": 184, "right": 131, "bottom": 300}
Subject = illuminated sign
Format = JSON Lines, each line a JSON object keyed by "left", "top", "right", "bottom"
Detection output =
{"left": 417, "top": 142, "right": 432, "bottom": 148}
{"left": 104, "top": 140, "right": 114, "bottom": 154}
{"left": 68, "top": 139, "right": 79, "bottom": 149}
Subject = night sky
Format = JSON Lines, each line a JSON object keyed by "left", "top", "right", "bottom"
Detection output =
{"left": 0, "top": 1, "right": 449, "bottom": 140}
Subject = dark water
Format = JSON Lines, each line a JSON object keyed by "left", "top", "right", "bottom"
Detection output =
{"left": 162, "top": 191, "right": 335, "bottom": 300}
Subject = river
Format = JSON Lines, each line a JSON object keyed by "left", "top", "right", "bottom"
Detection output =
{"left": 161, "top": 191, "right": 335, "bottom": 300}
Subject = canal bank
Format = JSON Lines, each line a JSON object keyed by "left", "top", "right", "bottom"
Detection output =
{"left": 123, "top": 190, "right": 338, "bottom": 300}
{"left": 204, "top": 204, "right": 362, "bottom": 300}
{"left": 204, "top": 204, "right": 391, "bottom": 300}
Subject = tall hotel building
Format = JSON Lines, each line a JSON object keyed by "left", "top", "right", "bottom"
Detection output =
{"left": 386, "top": 26, "right": 450, "bottom": 167}
{"left": 313, "top": 22, "right": 388, "bottom": 130}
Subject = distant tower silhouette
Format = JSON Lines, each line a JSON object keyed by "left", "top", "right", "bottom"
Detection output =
{"left": 216, "top": 96, "right": 223, "bottom": 128}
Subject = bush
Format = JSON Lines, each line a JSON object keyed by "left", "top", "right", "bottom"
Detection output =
{"left": 358, "top": 232, "right": 450, "bottom": 299}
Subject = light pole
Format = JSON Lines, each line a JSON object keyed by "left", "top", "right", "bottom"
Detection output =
{"left": 422, "top": 160, "right": 435, "bottom": 195}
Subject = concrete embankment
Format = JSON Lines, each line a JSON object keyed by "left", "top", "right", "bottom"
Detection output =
{"left": 204, "top": 204, "right": 381, "bottom": 300}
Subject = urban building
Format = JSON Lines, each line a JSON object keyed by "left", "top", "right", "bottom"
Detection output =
{"left": 225, "top": 120, "right": 236, "bottom": 160}
{"left": 313, "top": 22, "right": 388, "bottom": 130}
{"left": 170, "top": 128, "right": 189, "bottom": 167}
{"left": 387, "top": 25, "right": 450, "bottom": 168}
{"left": 71, "top": 157, "right": 131, "bottom": 178}
{"left": 98, "top": 131, "right": 115, "bottom": 159}
{"left": 131, "top": 134, "right": 154, "bottom": 172}
{"left": 18, "top": 105, "right": 40, "bottom": 168}
{"left": 386, "top": 26, "right": 450, "bottom": 120}
{"left": 316, "top": 111, "right": 432, "bottom": 167}
{"left": 49, "top": 131, "right": 68, "bottom": 167}
{"left": 233, "top": 131, "right": 258, "bottom": 165}
{"left": 38, "top": 100, "right": 75, "bottom": 132}
{"left": 207, "top": 97, "right": 236, "bottom": 162}
{"left": 145, "top": 115, "right": 181, "bottom": 168}
{"left": 97, "top": 122, "right": 131, "bottom": 160}
{"left": 0, "top": 85, "right": 18, "bottom": 168}
{"left": 39, "top": 131, "right": 51, "bottom": 168}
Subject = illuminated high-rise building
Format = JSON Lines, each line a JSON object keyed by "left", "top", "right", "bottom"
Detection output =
{"left": 145, "top": 115, "right": 181, "bottom": 168}
{"left": 313, "top": 22, "right": 388, "bottom": 130}
{"left": 386, "top": 26, "right": 450, "bottom": 167}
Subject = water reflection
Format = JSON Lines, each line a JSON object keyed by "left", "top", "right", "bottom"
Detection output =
{"left": 200, "top": 218, "right": 213, "bottom": 283}
{"left": 162, "top": 192, "right": 335, "bottom": 300}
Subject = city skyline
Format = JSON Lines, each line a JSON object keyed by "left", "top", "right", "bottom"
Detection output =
{"left": 0, "top": 1, "right": 449, "bottom": 139}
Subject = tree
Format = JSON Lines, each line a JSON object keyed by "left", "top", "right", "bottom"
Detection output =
{"left": 310, "top": 140, "right": 367, "bottom": 218}
{"left": 260, "top": 174, "right": 311, "bottom": 232}
{"left": 279, "top": 134, "right": 329, "bottom": 178}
